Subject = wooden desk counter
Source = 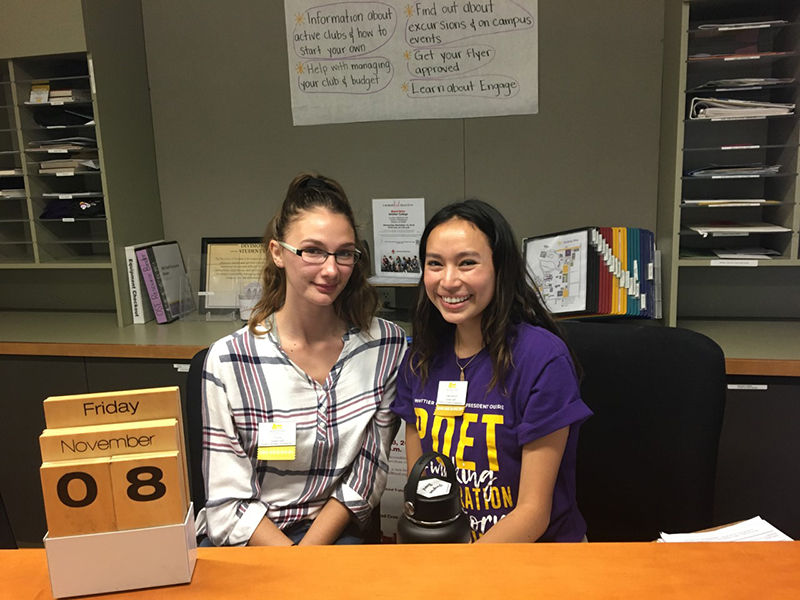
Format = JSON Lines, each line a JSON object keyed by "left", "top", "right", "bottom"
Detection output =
{"left": 2, "top": 542, "right": 799, "bottom": 599}
{"left": 1, "top": 312, "right": 798, "bottom": 375}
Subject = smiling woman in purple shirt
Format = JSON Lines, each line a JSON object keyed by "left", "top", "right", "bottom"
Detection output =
{"left": 391, "top": 200, "right": 592, "bottom": 543}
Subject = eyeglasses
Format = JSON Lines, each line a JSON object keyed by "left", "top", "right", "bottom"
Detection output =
{"left": 278, "top": 241, "right": 361, "bottom": 265}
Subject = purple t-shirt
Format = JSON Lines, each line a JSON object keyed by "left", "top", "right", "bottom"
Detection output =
{"left": 391, "top": 324, "right": 592, "bottom": 542}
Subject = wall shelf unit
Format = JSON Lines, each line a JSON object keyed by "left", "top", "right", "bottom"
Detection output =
{"left": 659, "top": 0, "right": 800, "bottom": 328}
{"left": 0, "top": 0, "right": 165, "bottom": 325}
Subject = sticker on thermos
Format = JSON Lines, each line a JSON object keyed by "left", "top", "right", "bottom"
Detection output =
{"left": 417, "top": 477, "right": 451, "bottom": 498}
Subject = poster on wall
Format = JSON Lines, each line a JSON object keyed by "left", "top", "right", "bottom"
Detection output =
{"left": 371, "top": 198, "right": 424, "bottom": 284}
{"left": 283, "top": 0, "right": 539, "bottom": 125}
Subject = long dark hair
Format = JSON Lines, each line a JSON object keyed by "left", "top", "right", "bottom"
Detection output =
{"left": 248, "top": 172, "right": 379, "bottom": 334}
{"left": 409, "top": 199, "right": 579, "bottom": 390}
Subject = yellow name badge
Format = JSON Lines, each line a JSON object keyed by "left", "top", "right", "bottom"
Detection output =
{"left": 434, "top": 380, "right": 468, "bottom": 417}
{"left": 257, "top": 422, "right": 297, "bottom": 461}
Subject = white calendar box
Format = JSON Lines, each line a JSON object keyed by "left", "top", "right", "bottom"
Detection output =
{"left": 43, "top": 503, "right": 197, "bottom": 598}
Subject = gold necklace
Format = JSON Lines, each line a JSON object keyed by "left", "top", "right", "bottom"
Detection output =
{"left": 454, "top": 334, "right": 481, "bottom": 381}
{"left": 455, "top": 352, "right": 479, "bottom": 381}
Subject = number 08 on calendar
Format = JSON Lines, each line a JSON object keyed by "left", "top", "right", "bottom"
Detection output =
{"left": 38, "top": 387, "right": 190, "bottom": 538}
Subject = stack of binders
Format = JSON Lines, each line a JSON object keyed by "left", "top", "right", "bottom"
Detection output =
{"left": 523, "top": 227, "right": 661, "bottom": 319}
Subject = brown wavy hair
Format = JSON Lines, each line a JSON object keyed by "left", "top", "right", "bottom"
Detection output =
{"left": 248, "top": 172, "right": 379, "bottom": 335}
{"left": 408, "top": 199, "right": 580, "bottom": 391}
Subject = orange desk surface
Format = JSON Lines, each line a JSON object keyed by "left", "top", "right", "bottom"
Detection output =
{"left": 1, "top": 542, "right": 799, "bottom": 599}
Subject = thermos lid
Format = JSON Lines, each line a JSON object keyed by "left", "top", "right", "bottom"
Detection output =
{"left": 403, "top": 452, "right": 463, "bottom": 525}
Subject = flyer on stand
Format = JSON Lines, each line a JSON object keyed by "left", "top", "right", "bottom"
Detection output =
{"left": 371, "top": 198, "right": 424, "bottom": 284}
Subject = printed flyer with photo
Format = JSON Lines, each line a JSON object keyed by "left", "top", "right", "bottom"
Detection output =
{"left": 371, "top": 198, "right": 424, "bottom": 284}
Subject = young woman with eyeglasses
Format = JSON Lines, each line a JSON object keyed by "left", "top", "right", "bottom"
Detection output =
{"left": 391, "top": 200, "right": 592, "bottom": 543}
{"left": 197, "top": 172, "right": 406, "bottom": 546}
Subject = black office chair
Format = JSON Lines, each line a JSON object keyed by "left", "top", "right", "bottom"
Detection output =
{"left": 185, "top": 347, "right": 383, "bottom": 543}
{"left": 560, "top": 321, "right": 727, "bottom": 542}
{"left": 186, "top": 348, "right": 209, "bottom": 516}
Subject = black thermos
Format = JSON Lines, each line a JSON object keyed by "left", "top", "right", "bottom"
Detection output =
{"left": 397, "top": 451, "right": 471, "bottom": 544}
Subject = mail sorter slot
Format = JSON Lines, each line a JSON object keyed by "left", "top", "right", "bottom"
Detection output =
{"left": 682, "top": 174, "right": 798, "bottom": 203}
{"left": 0, "top": 197, "right": 29, "bottom": 220}
{"left": 677, "top": 268, "right": 800, "bottom": 318}
{"left": 0, "top": 241, "right": 34, "bottom": 263}
{"left": 35, "top": 218, "right": 106, "bottom": 241}
{"left": 685, "top": 86, "right": 798, "bottom": 109}
{"left": 681, "top": 147, "right": 797, "bottom": 174}
{"left": 680, "top": 205, "right": 781, "bottom": 225}
{"left": 0, "top": 220, "right": 30, "bottom": 243}
{"left": 26, "top": 173, "right": 102, "bottom": 196}
{"left": 679, "top": 232, "right": 794, "bottom": 261}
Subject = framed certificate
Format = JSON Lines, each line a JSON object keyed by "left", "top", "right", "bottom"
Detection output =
{"left": 199, "top": 237, "right": 265, "bottom": 311}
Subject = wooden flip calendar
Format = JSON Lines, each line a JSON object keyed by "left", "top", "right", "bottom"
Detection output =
{"left": 39, "top": 386, "right": 196, "bottom": 598}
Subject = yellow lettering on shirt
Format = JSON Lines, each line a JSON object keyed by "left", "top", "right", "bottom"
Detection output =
{"left": 472, "top": 487, "right": 482, "bottom": 509}
{"left": 455, "top": 412, "right": 478, "bottom": 470}
{"left": 481, "top": 413, "right": 503, "bottom": 471}
{"left": 431, "top": 415, "right": 455, "bottom": 456}
{"left": 490, "top": 487, "right": 501, "bottom": 509}
{"left": 502, "top": 486, "right": 514, "bottom": 508}
{"left": 462, "top": 486, "right": 473, "bottom": 510}
{"left": 414, "top": 407, "right": 429, "bottom": 438}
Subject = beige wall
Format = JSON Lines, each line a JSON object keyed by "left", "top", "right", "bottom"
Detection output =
{"left": 0, "top": 0, "right": 86, "bottom": 59}
{"left": 140, "top": 0, "right": 666, "bottom": 281}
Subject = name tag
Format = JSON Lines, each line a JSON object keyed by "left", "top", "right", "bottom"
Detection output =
{"left": 435, "top": 380, "right": 467, "bottom": 417}
{"left": 257, "top": 422, "right": 296, "bottom": 461}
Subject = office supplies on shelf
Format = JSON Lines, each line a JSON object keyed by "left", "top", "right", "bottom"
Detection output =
{"left": 42, "top": 191, "right": 103, "bottom": 198}
{"left": 39, "top": 198, "right": 104, "bottom": 220}
{"left": 681, "top": 198, "right": 773, "bottom": 206}
{"left": 696, "top": 20, "right": 788, "bottom": 31}
{"left": 689, "top": 97, "right": 795, "bottom": 119}
{"left": 523, "top": 227, "right": 659, "bottom": 320}
{"left": 686, "top": 164, "right": 781, "bottom": 177}
{"left": 691, "top": 77, "right": 795, "bottom": 91}
{"left": 712, "top": 247, "right": 781, "bottom": 260}
{"left": 136, "top": 241, "right": 195, "bottom": 324}
{"left": 125, "top": 239, "right": 166, "bottom": 324}
{"left": 29, "top": 83, "right": 49, "bottom": 103}
{"left": 686, "top": 222, "right": 792, "bottom": 236}
{"left": 47, "top": 88, "right": 91, "bottom": 103}
{"left": 658, "top": 516, "right": 792, "bottom": 542}
{"left": 38, "top": 157, "right": 100, "bottom": 174}
{"left": 28, "top": 136, "right": 97, "bottom": 148}
{"left": 687, "top": 50, "right": 795, "bottom": 61}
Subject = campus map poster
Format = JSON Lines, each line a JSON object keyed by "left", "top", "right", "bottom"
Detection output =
{"left": 283, "top": 0, "right": 539, "bottom": 125}
{"left": 525, "top": 229, "right": 588, "bottom": 314}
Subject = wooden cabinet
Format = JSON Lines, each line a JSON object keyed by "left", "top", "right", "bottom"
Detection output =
{"left": 0, "top": 355, "right": 87, "bottom": 547}
{"left": 715, "top": 375, "right": 800, "bottom": 539}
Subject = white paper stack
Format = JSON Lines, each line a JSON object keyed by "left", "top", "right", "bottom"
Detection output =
{"left": 658, "top": 516, "right": 793, "bottom": 542}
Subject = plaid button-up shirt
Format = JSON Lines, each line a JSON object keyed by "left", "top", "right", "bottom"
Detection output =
{"left": 198, "top": 318, "right": 407, "bottom": 546}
